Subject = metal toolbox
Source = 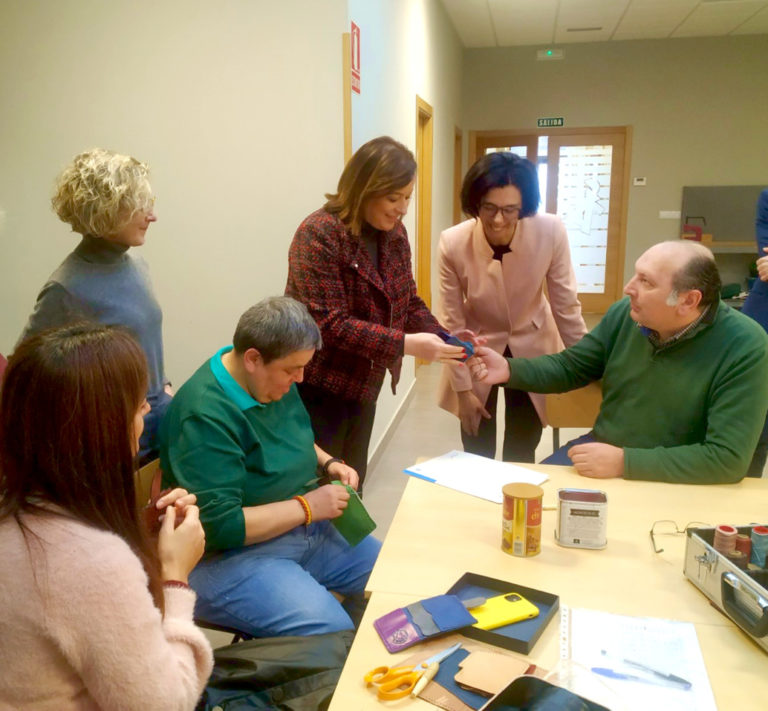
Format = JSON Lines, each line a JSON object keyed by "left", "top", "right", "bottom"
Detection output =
{"left": 684, "top": 526, "right": 768, "bottom": 654}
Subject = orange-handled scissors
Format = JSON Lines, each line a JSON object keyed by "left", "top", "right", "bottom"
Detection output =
{"left": 364, "top": 642, "right": 462, "bottom": 700}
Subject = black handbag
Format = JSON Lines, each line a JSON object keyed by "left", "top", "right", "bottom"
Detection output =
{"left": 196, "top": 630, "right": 354, "bottom": 711}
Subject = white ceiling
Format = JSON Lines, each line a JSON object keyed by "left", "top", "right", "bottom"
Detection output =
{"left": 439, "top": 0, "right": 768, "bottom": 47}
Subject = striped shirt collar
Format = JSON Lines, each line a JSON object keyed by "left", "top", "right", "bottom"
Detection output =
{"left": 639, "top": 303, "right": 712, "bottom": 349}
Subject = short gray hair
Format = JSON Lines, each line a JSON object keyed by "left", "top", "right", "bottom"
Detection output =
{"left": 232, "top": 296, "right": 321, "bottom": 363}
{"left": 669, "top": 243, "right": 721, "bottom": 309}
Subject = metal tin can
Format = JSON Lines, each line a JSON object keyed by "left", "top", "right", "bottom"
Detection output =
{"left": 555, "top": 488, "right": 607, "bottom": 549}
{"left": 501, "top": 482, "right": 543, "bottom": 557}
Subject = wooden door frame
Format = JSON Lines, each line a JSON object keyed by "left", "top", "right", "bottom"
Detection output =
{"left": 470, "top": 126, "right": 632, "bottom": 309}
{"left": 415, "top": 96, "right": 434, "bottom": 310}
{"left": 546, "top": 132, "right": 627, "bottom": 312}
{"left": 453, "top": 126, "right": 463, "bottom": 224}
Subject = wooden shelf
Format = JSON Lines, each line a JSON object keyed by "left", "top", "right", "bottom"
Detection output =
{"left": 708, "top": 241, "right": 755, "bottom": 254}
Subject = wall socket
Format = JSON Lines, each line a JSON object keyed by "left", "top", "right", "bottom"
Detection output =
{"left": 659, "top": 210, "right": 681, "bottom": 219}
{"left": 633, "top": 177, "right": 646, "bottom": 186}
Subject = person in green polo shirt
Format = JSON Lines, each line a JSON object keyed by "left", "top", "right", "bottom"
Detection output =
{"left": 159, "top": 296, "right": 381, "bottom": 637}
{"left": 469, "top": 240, "right": 768, "bottom": 484}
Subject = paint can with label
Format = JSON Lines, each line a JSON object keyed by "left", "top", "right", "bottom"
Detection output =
{"left": 501, "top": 482, "right": 543, "bottom": 557}
{"left": 555, "top": 488, "right": 607, "bottom": 549}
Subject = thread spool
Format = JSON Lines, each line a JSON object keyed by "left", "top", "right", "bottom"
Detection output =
{"left": 735, "top": 533, "right": 752, "bottom": 560}
{"left": 726, "top": 550, "right": 748, "bottom": 570}
{"left": 713, "top": 524, "right": 737, "bottom": 555}
{"left": 750, "top": 526, "right": 768, "bottom": 566}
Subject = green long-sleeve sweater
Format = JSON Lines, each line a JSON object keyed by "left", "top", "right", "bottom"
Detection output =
{"left": 506, "top": 298, "right": 768, "bottom": 483}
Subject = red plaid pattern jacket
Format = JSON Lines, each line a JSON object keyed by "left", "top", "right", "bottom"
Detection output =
{"left": 286, "top": 209, "right": 442, "bottom": 403}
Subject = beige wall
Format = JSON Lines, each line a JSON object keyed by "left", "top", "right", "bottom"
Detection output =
{"left": 0, "top": 0, "right": 463, "bottom": 470}
{"left": 347, "top": 0, "right": 463, "bottom": 458}
{"left": 462, "top": 35, "right": 768, "bottom": 283}
{"left": 0, "top": 0, "right": 347, "bottom": 383}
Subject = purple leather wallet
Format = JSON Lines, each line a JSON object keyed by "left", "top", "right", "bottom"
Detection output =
{"left": 373, "top": 594, "right": 477, "bottom": 653}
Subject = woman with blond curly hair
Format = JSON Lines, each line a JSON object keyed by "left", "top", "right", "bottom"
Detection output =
{"left": 17, "top": 148, "right": 170, "bottom": 463}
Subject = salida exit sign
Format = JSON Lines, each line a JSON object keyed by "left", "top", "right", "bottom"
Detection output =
{"left": 537, "top": 117, "right": 564, "bottom": 127}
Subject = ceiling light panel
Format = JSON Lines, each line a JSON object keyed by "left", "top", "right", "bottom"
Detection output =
{"left": 555, "top": 0, "right": 631, "bottom": 44}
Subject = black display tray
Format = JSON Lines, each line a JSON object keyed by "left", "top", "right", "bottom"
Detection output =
{"left": 447, "top": 572, "right": 559, "bottom": 655}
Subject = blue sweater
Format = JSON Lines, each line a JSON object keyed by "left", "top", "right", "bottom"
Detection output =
{"left": 18, "top": 235, "right": 167, "bottom": 397}
{"left": 741, "top": 188, "right": 768, "bottom": 331}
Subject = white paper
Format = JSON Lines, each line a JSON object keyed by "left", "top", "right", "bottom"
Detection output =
{"left": 560, "top": 606, "right": 716, "bottom": 711}
{"left": 403, "top": 450, "right": 548, "bottom": 503}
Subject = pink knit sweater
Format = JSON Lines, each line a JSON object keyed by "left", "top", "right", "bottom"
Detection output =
{"left": 0, "top": 511, "right": 213, "bottom": 710}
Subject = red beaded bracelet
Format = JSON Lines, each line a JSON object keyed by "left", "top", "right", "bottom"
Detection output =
{"left": 293, "top": 494, "right": 312, "bottom": 526}
{"left": 163, "top": 580, "right": 191, "bottom": 590}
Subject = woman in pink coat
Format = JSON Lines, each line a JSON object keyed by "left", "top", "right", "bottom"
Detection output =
{"left": 438, "top": 152, "right": 587, "bottom": 462}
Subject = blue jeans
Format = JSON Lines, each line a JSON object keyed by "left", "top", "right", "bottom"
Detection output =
{"left": 190, "top": 521, "right": 381, "bottom": 637}
{"left": 541, "top": 432, "right": 596, "bottom": 466}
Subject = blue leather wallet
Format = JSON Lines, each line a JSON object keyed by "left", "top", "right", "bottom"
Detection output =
{"left": 373, "top": 595, "right": 478, "bottom": 653}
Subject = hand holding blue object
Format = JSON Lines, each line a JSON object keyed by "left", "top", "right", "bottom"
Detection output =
{"left": 438, "top": 330, "right": 475, "bottom": 361}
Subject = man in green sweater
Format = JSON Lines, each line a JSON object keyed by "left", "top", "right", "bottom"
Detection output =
{"left": 159, "top": 297, "right": 380, "bottom": 638}
{"left": 469, "top": 241, "right": 768, "bottom": 483}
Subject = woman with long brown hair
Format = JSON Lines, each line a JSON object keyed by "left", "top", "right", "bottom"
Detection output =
{"left": 286, "top": 136, "right": 465, "bottom": 493}
{"left": 0, "top": 324, "right": 212, "bottom": 710}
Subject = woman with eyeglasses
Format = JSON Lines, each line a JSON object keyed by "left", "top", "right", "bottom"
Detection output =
{"left": 0, "top": 324, "right": 212, "bottom": 710}
{"left": 437, "top": 151, "right": 587, "bottom": 462}
{"left": 286, "top": 136, "right": 465, "bottom": 494}
{"left": 17, "top": 148, "right": 170, "bottom": 463}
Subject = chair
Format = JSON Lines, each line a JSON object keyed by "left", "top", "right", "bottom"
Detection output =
{"left": 135, "top": 457, "right": 161, "bottom": 509}
{"left": 545, "top": 382, "right": 602, "bottom": 452}
{"left": 134, "top": 459, "right": 252, "bottom": 643}
{"left": 0, "top": 352, "right": 7, "bottom": 380}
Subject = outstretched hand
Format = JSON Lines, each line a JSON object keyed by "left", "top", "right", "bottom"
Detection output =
{"left": 404, "top": 333, "right": 466, "bottom": 363}
{"left": 467, "top": 347, "right": 510, "bottom": 384}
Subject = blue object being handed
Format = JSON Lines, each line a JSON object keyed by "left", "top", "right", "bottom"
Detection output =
{"left": 438, "top": 331, "right": 475, "bottom": 361}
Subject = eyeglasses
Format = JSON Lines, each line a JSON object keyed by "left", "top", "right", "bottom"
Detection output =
{"left": 479, "top": 202, "right": 521, "bottom": 220}
{"left": 649, "top": 520, "right": 710, "bottom": 553}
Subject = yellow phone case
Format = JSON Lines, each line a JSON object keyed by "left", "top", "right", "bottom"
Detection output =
{"left": 469, "top": 592, "right": 540, "bottom": 630}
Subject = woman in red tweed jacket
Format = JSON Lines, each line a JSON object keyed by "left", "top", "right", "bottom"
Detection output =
{"left": 286, "top": 136, "right": 465, "bottom": 493}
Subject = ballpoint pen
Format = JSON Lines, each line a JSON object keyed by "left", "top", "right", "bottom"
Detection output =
{"left": 591, "top": 666, "right": 691, "bottom": 690}
{"left": 621, "top": 659, "right": 692, "bottom": 690}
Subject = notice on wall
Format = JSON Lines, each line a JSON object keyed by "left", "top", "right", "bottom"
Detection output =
{"left": 537, "top": 117, "right": 564, "bottom": 127}
{"left": 351, "top": 22, "right": 361, "bottom": 94}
